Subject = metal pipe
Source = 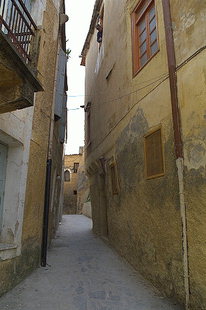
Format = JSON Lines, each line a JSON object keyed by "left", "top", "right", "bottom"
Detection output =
{"left": 41, "top": 158, "right": 52, "bottom": 267}
{"left": 162, "top": 0, "right": 183, "bottom": 159}
{"left": 162, "top": 1, "right": 190, "bottom": 309}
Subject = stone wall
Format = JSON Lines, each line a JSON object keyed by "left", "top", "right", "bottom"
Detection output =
{"left": 64, "top": 154, "right": 82, "bottom": 214}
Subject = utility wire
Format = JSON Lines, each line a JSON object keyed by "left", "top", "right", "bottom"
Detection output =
{"left": 98, "top": 73, "right": 169, "bottom": 106}
{"left": 90, "top": 75, "right": 169, "bottom": 153}
{"left": 67, "top": 72, "right": 168, "bottom": 101}
{"left": 67, "top": 73, "right": 168, "bottom": 111}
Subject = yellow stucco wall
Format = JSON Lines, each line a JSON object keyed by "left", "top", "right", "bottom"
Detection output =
{"left": 172, "top": 1, "right": 206, "bottom": 307}
{"left": 84, "top": 0, "right": 206, "bottom": 308}
{"left": 84, "top": 0, "right": 185, "bottom": 304}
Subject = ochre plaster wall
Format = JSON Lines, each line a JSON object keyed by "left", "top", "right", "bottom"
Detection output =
{"left": 171, "top": 1, "right": 206, "bottom": 308}
{"left": 83, "top": 0, "right": 201, "bottom": 307}
{"left": 84, "top": 0, "right": 206, "bottom": 308}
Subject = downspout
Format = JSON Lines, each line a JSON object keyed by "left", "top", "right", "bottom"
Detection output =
{"left": 162, "top": 1, "right": 190, "bottom": 309}
{"left": 41, "top": 158, "right": 52, "bottom": 267}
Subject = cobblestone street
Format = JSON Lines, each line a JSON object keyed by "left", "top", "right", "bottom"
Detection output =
{"left": 0, "top": 215, "right": 183, "bottom": 310}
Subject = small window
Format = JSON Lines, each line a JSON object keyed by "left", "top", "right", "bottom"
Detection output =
{"left": 131, "top": 0, "right": 159, "bottom": 75}
{"left": 73, "top": 190, "right": 77, "bottom": 195}
{"left": 73, "top": 163, "right": 79, "bottom": 173}
{"left": 64, "top": 170, "right": 70, "bottom": 182}
{"left": 96, "top": 6, "right": 104, "bottom": 47}
{"left": 144, "top": 128, "right": 164, "bottom": 179}
{"left": 110, "top": 163, "right": 119, "bottom": 195}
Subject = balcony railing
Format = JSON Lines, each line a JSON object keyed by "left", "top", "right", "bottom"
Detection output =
{"left": 0, "top": 0, "right": 37, "bottom": 62}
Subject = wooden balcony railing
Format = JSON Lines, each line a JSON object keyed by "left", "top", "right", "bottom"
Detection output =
{"left": 0, "top": 0, "right": 37, "bottom": 62}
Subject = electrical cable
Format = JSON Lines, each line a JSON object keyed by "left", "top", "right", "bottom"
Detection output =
{"left": 89, "top": 75, "right": 169, "bottom": 153}
{"left": 67, "top": 72, "right": 168, "bottom": 112}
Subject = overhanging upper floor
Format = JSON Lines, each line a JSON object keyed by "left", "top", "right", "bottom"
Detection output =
{"left": 0, "top": 0, "right": 43, "bottom": 113}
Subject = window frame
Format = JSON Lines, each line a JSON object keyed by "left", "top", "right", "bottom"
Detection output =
{"left": 144, "top": 126, "right": 165, "bottom": 180}
{"left": 131, "top": 0, "right": 159, "bottom": 77}
{"left": 64, "top": 169, "right": 70, "bottom": 182}
{"left": 96, "top": 5, "right": 104, "bottom": 49}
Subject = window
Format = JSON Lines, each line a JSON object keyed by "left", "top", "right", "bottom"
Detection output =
{"left": 96, "top": 6, "right": 104, "bottom": 47}
{"left": 144, "top": 128, "right": 164, "bottom": 179}
{"left": 131, "top": 0, "right": 159, "bottom": 75}
{"left": 64, "top": 170, "right": 70, "bottom": 182}
{"left": 110, "top": 163, "right": 119, "bottom": 195}
{"left": 73, "top": 163, "right": 79, "bottom": 173}
{"left": 73, "top": 190, "right": 77, "bottom": 195}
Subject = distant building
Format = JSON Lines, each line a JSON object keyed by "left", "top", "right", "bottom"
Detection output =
{"left": 81, "top": 0, "right": 206, "bottom": 309}
{"left": 64, "top": 153, "right": 82, "bottom": 214}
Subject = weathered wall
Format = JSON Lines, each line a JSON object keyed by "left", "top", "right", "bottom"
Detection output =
{"left": 64, "top": 154, "right": 82, "bottom": 214}
{"left": 77, "top": 152, "right": 91, "bottom": 217}
{"left": 84, "top": 0, "right": 185, "bottom": 306}
{"left": 20, "top": 0, "right": 60, "bottom": 276}
{"left": 0, "top": 0, "right": 62, "bottom": 296}
{"left": 84, "top": 0, "right": 206, "bottom": 308}
{"left": 171, "top": 1, "right": 206, "bottom": 308}
{"left": 48, "top": 124, "right": 64, "bottom": 243}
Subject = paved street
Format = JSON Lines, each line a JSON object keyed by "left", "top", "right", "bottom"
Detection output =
{"left": 0, "top": 215, "right": 183, "bottom": 310}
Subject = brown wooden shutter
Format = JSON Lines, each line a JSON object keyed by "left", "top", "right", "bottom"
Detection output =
{"left": 145, "top": 128, "right": 164, "bottom": 178}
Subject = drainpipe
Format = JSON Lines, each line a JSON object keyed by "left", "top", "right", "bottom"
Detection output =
{"left": 41, "top": 158, "right": 52, "bottom": 267}
{"left": 162, "top": 1, "right": 190, "bottom": 309}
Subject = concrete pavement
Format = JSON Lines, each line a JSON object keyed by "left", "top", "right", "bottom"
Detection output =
{"left": 0, "top": 215, "right": 183, "bottom": 310}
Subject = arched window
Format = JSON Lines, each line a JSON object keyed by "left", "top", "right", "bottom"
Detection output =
{"left": 64, "top": 170, "right": 70, "bottom": 182}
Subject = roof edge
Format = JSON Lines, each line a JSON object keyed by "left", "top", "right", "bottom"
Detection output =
{"left": 80, "top": 0, "right": 103, "bottom": 66}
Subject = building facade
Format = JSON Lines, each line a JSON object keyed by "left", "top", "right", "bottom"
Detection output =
{"left": 81, "top": 0, "right": 206, "bottom": 309}
{"left": 64, "top": 153, "right": 82, "bottom": 214}
{"left": 0, "top": 0, "right": 68, "bottom": 295}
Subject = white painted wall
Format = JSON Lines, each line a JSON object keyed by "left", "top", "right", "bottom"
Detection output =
{"left": 0, "top": 107, "right": 34, "bottom": 260}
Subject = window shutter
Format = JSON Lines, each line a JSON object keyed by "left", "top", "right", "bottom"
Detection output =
{"left": 145, "top": 128, "right": 164, "bottom": 178}
{"left": 54, "top": 48, "right": 67, "bottom": 119}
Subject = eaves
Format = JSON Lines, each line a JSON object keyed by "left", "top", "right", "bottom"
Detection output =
{"left": 80, "top": 0, "right": 103, "bottom": 66}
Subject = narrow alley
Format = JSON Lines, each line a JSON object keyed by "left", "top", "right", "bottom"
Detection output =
{"left": 0, "top": 215, "right": 182, "bottom": 310}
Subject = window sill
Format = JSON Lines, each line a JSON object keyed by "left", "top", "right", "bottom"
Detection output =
{"left": 0, "top": 243, "right": 18, "bottom": 261}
